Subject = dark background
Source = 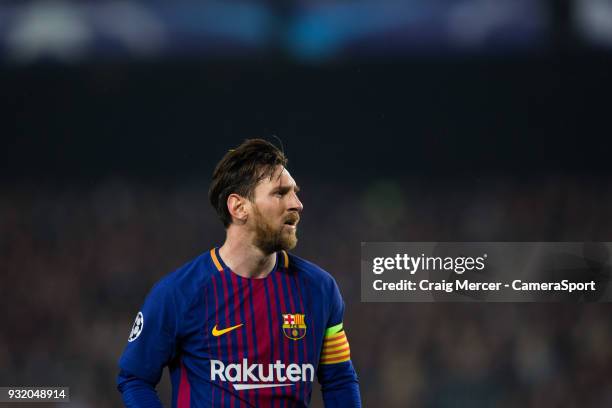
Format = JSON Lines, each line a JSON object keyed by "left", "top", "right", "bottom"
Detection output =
{"left": 4, "top": 55, "right": 612, "bottom": 182}
{"left": 2, "top": 0, "right": 612, "bottom": 406}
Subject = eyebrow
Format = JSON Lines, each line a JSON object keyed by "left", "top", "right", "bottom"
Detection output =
{"left": 273, "top": 184, "right": 300, "bottom": 193}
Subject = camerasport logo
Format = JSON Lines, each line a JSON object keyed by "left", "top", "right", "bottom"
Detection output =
{"left": 128, "top": 312, "right": 144, "bottom": 342}
{"left": 210, "top": 359, "right": 314, "bottom": 390}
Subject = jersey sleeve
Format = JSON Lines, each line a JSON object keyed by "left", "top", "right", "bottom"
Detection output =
{"left": 117, "top": 370, "right": 164, "bottom": 408}
{"left": 118, "top": 280, "right": 180, "bottom": 386}
{"left": 317, "top": 278, "right": 362, "bottom": 407}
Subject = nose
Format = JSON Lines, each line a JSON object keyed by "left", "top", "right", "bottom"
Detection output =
{"left": 290, "top": 192, "right": 303, "bottom": 213}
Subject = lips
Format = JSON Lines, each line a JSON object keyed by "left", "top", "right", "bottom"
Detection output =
{"left": 283, "top": 214, "right": 300, "bottom": 227}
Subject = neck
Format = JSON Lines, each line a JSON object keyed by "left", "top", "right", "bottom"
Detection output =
{"left": 218, "top": 227, "right": 277, "bottom": 279}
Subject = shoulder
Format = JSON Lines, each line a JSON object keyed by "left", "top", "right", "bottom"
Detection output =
{"left": 287, "top": 252, "right": 338, "bottom": 294}
{"left": 286, "top": 252, "right": 346, "bottom": 323}
{"left": 149, "top": 250, "right": 218, "bottom": 309}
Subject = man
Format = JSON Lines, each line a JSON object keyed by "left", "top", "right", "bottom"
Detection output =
{"left": 117, "top": 139, "right": 361, "bottom": 407}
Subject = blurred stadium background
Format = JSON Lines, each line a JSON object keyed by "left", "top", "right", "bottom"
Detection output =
{"left": 2, "top": 0, "right": 612, "bottom": 406}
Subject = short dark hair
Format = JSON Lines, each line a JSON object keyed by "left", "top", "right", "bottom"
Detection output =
{"left": 209, "top": 139, "right": 288, "bottom": 227}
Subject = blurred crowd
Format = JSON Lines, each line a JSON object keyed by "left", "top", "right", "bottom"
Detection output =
{"left": 1, "top": 176, "right": 611, "bottom": 407}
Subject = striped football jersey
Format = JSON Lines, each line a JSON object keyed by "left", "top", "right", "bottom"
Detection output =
{"left": 117, "top": 248, "right": 360, "bottom": 407}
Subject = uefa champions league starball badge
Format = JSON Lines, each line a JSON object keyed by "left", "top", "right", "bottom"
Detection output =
{"left": 128, "top": 311, "right": 144, "bottom": 342}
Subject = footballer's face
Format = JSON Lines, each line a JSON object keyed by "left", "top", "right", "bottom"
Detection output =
{"left": 249, "top": 166, "right": 303, "bottom": 254}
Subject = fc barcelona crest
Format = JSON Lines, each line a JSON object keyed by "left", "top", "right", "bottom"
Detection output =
{"left": 282, "top": 313, "right": 307, "bottom": 340}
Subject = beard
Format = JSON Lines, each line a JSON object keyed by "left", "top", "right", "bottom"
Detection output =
{"left": 252, "top": 206, "right": 298, "bottom": 254}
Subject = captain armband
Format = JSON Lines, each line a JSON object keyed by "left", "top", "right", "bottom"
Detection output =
{"left": 320, "top": 323, "right": 351, "bottom": 365}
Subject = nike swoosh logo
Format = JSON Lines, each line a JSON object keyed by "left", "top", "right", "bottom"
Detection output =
{"left": 212, "top": 323, "right": 243, "bottom": 337}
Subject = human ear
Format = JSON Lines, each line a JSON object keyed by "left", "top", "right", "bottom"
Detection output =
{"left": 227, "top": 194, "right": 248, "bottom": 224}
